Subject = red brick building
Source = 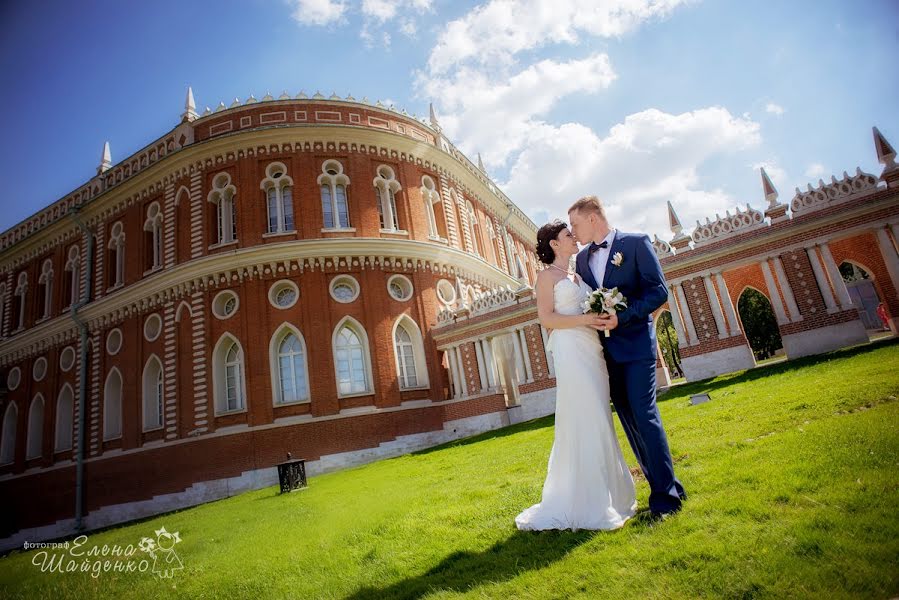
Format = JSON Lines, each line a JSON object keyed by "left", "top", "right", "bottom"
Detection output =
{"left": 0, "top": 90, "right": 541, "bottom": 550}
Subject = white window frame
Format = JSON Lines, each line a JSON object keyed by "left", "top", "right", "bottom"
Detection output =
{"left": 332, "top": 316, "right": 374, "bottom": 398}
{"left": 374, "top": 165, "right": 401, "bottom": 232}
{"left": 317, "top": 160, "right": 352, "bottom": 230}
{"left": 213, "top": 334, "right": 248, "bottom": 415}
{"left": 261, "top": 162, "right": 295, "bottom": 235}
{"left": 392, "top": 316, "right": 429, "bottom": 390}
{"left": 143, "top": 201, "right": 164, "bottom": 272}
{"left": 142, "top": 355, "right": 164, "bottom": 432}
{"left": 208, "top": 173, "right": 238, "bottom": 246}
{"left": 269, "top": 324, "right": 311, "bottom": 406}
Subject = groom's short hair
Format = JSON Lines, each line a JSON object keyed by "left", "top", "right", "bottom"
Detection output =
{"left": 568, "top": 195, "right": 607, "bottom": 221}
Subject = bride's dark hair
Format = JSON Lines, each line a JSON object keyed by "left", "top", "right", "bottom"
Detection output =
{"left": 535, "top": 220, "right": 569, "bottom": 265}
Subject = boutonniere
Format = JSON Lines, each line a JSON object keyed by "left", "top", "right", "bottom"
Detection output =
{"left": 611, "top": 252, "right": 624, "bottom": 267}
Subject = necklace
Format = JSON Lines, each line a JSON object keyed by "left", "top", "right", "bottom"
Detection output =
{"left": 549, "top": 263, "right": 571, "bottom": 275}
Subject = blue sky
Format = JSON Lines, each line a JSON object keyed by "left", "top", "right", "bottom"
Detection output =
{"left": 1, "top": 0, "right": 897, "bottom": 240}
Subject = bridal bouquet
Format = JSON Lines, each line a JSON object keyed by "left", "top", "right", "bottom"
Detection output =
{"left": 583, "top": 287, "right": 628, "bottom": 337}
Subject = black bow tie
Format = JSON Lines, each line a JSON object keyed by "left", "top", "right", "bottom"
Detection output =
{"left": 589, "top": 240, "right": 609, "bottom": 254}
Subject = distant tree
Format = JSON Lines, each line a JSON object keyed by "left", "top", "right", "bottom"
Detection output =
{"left": 737, "top": 288, "right": 783, "bottom": 360}
{"left": 656, "top": 311, "right": 682, "bottom": 377}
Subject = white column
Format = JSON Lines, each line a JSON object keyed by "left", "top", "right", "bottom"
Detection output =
{"left": 772, "top": 257, "right": 802, "bottom": 322}
{"left": 510, "top": 329, "right": 525, "bottom": 383}
{"left": 760, "top": 260, "right": 790, "bottom": 325}
{"left": 518, "top": 327, "right": 533, "bottom": 382}
{"left": 876, "top": 227, "right": 899, "bottom": 297}
{"left": 703, "top": 275, "right": 728, "bottom": 339}
{"left": 483, "top": 338, "right": 498, "bottom": 387}
{"left": 444, "top": 348, "right": 458, "bottom": 398}
{"left": 474, "top": 339, "right": 488, "bottom": 391}
{"left": 889, "top": 223, "right": 899, "bottom": 253}
{"left": 714, "top": 273, "right": 742, "bottom": 336}
{"left": 675, "top": 284, "right": 698, "bottom": 344}
{"left": 806, "top": 247, "right": 838, "bottom": 313}
{"left": 454, "top": 346, "right": 468, "bottom": 397}
{"left": 666, "top": 287, "right": 688, "bottom": 346}
{"left": 819, "top": 243, "right": 853, "bottom": 310}
{"left": 539, "top": 327, "right": 555, "bottom": 378}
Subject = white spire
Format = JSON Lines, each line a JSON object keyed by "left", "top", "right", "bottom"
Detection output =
{"left": 760, "top": 167, "right": 778, "bottom": 206}
{"left": 429, "top": 102, "right": 441, "bottom": 131}
{"left": 667, "top": 200, "right": 684, "bottom": 236}
{"left": 477, "top": 152, "right": 486, "bottom": 173}
{"left": 182, "top": 86, "right": 198, "bottom": 122}
{"left": 98, "top": 141, "right": 111, "bottom": 174}
{"left": 873, "top": 126, "right": 897, "bottom": 170}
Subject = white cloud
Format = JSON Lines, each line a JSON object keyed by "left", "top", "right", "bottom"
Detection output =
{"left": 419, "top": 53, "right": 617, "bottom": 168}
{"left": 805, "top": 162, "right": 826, "bottom": 178}
{"left": 765, "top": 102, "right": 785, "bottom": 116}
{"left": 427, "top": 0, "right": 689, "bottom": 74}
{"left": 291, "top": 0, "right": 348, "bottom": 26}
{"left": 362, "top": 0, "right": 432, "bottom": 22}
{"left": 751, "top": 160, "right": 787, "bottom": 190}
{"left": 500, "top": 107, "right": 762, "bottom": 240}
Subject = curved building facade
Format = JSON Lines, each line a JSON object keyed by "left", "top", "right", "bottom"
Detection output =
{"left": 0, "top": 91, "right": 545, "bottom": 547}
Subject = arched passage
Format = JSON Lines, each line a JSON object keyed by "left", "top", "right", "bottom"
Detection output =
{"left": 839, "top": 262, "right": 886, "bottom": 330}
{"left": 737, "top": 287, "right": 783, "bottom": 360}
{"left": 655, "top": 310, "right": 682, "bottom": 378}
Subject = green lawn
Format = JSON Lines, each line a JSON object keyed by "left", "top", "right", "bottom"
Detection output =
{"left": 2, "top": 339, "right": 898, "bottom": 599}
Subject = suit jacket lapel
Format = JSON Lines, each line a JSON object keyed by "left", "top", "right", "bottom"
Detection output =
{"left": 602, "top": 230, "right": 622, "bottom": 289}
{"left": 578, "top": 248, "right": 598, "bottom": 290}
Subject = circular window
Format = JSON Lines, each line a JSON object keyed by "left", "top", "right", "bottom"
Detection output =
{"left": 212, "top": 290, "right": 239, "bottom": 320}
{"left": 268, "top": 280, "right": 299, "bottom": 309}
{"left": 436, "top": 279, "right": 456, "bottom": 305}
{"left": 387, "top": 274, "right": 413, "bottom": 302}
{"left": 7, "top": 366, "right": 21, "bottom": 391}
{"left": 329, "top": 275, "right": 360, "bottom": 303}
{"left": 106, "top": 328, "right": 123, "bottom": 355}
{"left": 33, "top": 357, "right": 48, "bottom": 382}
{"left": 144, "top": 314, "right": 162, "bottom": 342}
{"left": 59, "top": 347, "right": 76, "bottom": 372}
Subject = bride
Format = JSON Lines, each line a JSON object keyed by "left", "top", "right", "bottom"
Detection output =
{"left": 515, "top": 220, "right": 637, "bottom": 531}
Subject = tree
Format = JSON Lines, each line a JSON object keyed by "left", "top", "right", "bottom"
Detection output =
{"left": 656, "top": 311, "right": 682, "bottom": 378}
{"left": 737, "top": 288, "right": 783, "bottom": 360}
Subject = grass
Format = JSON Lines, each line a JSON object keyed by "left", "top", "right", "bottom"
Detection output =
{"left": 1, "top": 339, "right": 898, "bottom": 599}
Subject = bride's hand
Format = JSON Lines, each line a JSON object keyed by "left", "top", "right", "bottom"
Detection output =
{"left": 582, "top": 313, "right": 607, "bottom": 329}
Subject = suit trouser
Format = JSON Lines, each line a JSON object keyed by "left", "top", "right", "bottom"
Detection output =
{"left": 606, "top": 356, "right": 685, "bottom": 513}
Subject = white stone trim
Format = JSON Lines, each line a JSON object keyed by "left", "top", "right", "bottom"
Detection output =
{"left": 805, "top": 247, "right": 838, "bottom": 313}
{"left": 714, "top": 273, "right": 742, "bottom": 336}
{"left": 772, "top": 257, "right": 802, "bottom": 323}
{"left": 702, "top": 275, "right": 728, "bottom": 339}
{"left": 760, "top": 260, "right": 790, "bottom": 324}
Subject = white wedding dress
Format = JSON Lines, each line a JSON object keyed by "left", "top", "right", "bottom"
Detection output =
{"left": 515, "top": 275, "right": 637, "bottom": 531}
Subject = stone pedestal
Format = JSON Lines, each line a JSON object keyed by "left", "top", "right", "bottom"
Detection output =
{"left": 781, "top": 319, "right": 869, "bottom": 359}
{"left": 681, "top": 344, "right": 756, "bottom": 382}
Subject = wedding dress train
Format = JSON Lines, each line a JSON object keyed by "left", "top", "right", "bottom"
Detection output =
{"left": 515, "top": 276, "right": 637, "bottom": 531}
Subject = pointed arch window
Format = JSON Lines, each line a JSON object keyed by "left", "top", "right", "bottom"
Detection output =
{"left": 271, "top": 326, "right": 310, "bottom": 405}
{"left": 0, "top": 402, "right": 17, "bottom": 465}
{"left": 333, "top": 318, "right": 373, "bottom": 396}
{"left": 107, "top": 221, "right": 125, "bottom": 289}
{"left": 374, "top": 165, "right": 401, "bottom": 231}
{"left": 261, "top": 162, "right": 294, "bottom": 234}
{"left": 208, "top": 173, "right": 237, "bottom": 245}
{"left": 421, "top": 175, "right": 444, "bottom": 240}
{"left": 13, "top": 272, "right": 28, "bottom": 331}
{"left": 55, "top": 385, "right": 74, "bottom": 452}
{"left": 103, "top": 368, "right": 123, "bottom": 440}
{"left": 466, "top": 200, "right": 485, "bottom": 257}
{"left": 143, "top": 201, "right": 163, "bottom": 271}
{"left": 213, "top": 335, "right": 247, "bottom": 414}
{"left": 64, "top": 245, "right": 81, "bottom": 308}
{"left": 37, "top": 259, "right": 54, "bottom": 319}
{"left": 318, "top": 160, "right": 351, "bottom": 229}
{"left": 142, "top": 356, "right": 164, "bottom": 431}
{"left": 26, "top": 394, "right": 44, "bottom": 459}
{"left": 393, "top": 317, "right": 429, "bottom": 390}
{"left": 0, "top": 283, "right": 7, "bottom": 338}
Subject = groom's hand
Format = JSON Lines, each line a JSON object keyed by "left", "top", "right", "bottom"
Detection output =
{"left": 598, "top": 313, "right": 619, "bottom": 331}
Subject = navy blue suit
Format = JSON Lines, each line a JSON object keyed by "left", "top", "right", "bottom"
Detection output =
{"left": 576, "top": 231, "right": 686, "bottom": 514}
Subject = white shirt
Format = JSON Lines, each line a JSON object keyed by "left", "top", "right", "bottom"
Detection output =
{"left": 588, "top": 228, "right": 616, "bottom": 289}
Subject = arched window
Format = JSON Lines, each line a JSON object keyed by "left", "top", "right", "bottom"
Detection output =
{"left": 36, "top": 259, "right": 54, "bottom": 320}
{"left": 55, "top": 384, "right": 74, "bottom": 452}
{"left": 373, "top": 165, "right": 401, "bottom": 231}
{"left": 64, "top": 245, "right": 81, "bottom": 308}
{"left": 143, "top": 202, "right": 163, "bottom": 271}
{"left": 107, "top": 221, "right": 125, "bottom": 289}
{"left": 208, "top": 173, "right": 237, "bottom": 245}
{"left": 13, "top": 272, "right": 27, "bottom": 331}
{"left": 0, "top": 402, "right": 17, "bottom": 464}
{"left": 421, "top": 175, "right": 444, "bottom": 239}
{"left": 26, "top": 394, "right": 44, "bottom": 459}
{"left": 333, "top": 317, "right": 373, "bottom": 396}
{"left": 213, "top": 334, "right": 246, "bottom": 414}
{"left": 448, "top": 189, "right": 465, "bottom": 250}
{"left": 466, "top": 201, "right": 485, "bottom": 257}
{"left": 142, "top": 356, "right": 164, "bottom": 431}
{"left": 0, "top": 283, "right": 7, "bottom": 337}
{"left": 393, "top": 316, "right": 429, "bottom": 389}
{"left": 318, "top": 160, "right": 351, "bottom": 229}
{"left": 261, "top": 162, "right": 294, "bottom": 234}
{"left": 103, "top": 368, "right": 123, "bottom": 440}
{"left": 270, "top": 325, "right": 310, "bottom": 404}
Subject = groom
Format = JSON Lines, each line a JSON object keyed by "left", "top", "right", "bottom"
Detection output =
{"left": 568, "top": 195, "right": 687, "bottom": 518}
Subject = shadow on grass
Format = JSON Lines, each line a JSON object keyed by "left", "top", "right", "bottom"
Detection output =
{"left": 410, "top": 414, "right": 554, "bottom": 456}
{"left": 658, "top": 336, "right": 899, "bottom": 403}
{"left": 344, "top": 529, "right": 595, "bottom": 600}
